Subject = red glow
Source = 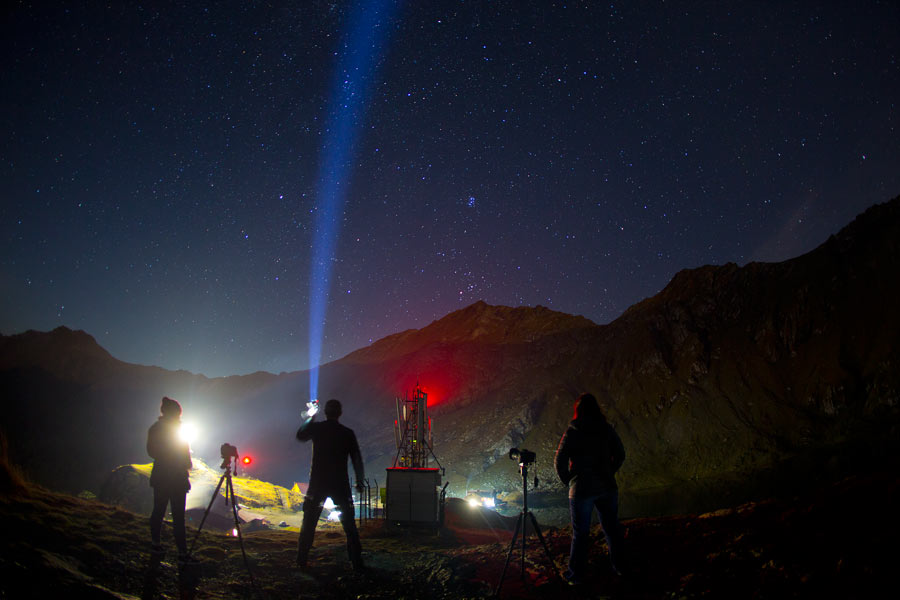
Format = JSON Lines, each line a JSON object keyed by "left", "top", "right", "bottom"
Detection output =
{"left": 390, "top": 361, "right": 466, "bottom": 408}
{"left": 242, "top": 456, "right": 252, "bottom": 465}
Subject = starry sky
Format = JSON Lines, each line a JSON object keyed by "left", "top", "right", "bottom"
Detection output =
{"left": 2, "top": 1, "right": 898, "bottom": 378}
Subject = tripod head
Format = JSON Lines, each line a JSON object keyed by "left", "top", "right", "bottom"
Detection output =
{"left": 509, "top": 447, "right": 539, "bottom": 487}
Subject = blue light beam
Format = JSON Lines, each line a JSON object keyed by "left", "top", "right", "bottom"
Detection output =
{"left": 308, "top": 0, "right": 399, "bottom": 401}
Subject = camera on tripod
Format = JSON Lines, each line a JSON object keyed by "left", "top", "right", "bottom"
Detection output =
{"left": 190, "top": 441, "right": 256, "bottom": 588}
{"left": 221, "top": 443, "right": 239, "bottom": 459}
{"left": 495, "top": 446, "right": 558, "bottom": 594}
{"left": 508, "top": 447, "right": 536, "bottom": 466}
{"left": 220, "top": 442, "right": 239, "bottom": 469}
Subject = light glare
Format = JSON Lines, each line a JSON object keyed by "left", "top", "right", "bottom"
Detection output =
{"left": 178, "top": 422, "right": 198, "bottom": 445}
{"left": 305, "top": 400, "right": 319, "bottom": 418}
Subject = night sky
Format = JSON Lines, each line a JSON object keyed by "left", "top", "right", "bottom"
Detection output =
{"left": 2, "top": 1, "right": 898, "bottom": 378}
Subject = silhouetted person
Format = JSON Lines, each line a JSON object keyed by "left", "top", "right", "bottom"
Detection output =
{"left": 295, "top": 398, "right": 365, "bottom": 570}
{"left": 554, "top": 393, "right": 626, "bottom": 584}
{"left": 147, "top": 396, "right": 192, "bottom": 559}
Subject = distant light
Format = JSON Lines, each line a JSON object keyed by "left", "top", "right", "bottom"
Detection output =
{"left": 327, "top": 511, "right": 341, "bottom": 522}
{"left": 231, "top": 528, "right": 238, "bottom": 537}
{"left": 483, "top": 497, "right": 495, "bottom": 508}
{"left": 179, "top": 422, "right": 198, "bottom": 445}
{"left": 242, "top": 456, "right": 252, "bottom": 465}
{"left": 323, "top": 497, "right": 336, "bottom": 510}
{"left": 468, "top": 498, "right": 480, "bottom": 508}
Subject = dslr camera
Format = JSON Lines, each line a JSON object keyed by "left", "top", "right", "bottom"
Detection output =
{"left": 508, "top": 447, "right": 536, "bottom": 466}
{"left": 221, "top": 443, "right": 239, "bottom": 460}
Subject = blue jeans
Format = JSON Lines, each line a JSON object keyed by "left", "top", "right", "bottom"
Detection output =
{"left": 567, "top": 490, "right": 624, "bottom": 581}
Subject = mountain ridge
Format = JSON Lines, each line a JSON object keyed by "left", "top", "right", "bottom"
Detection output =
{"left": 2, "top": 196, "right": 898, "bottom": 516}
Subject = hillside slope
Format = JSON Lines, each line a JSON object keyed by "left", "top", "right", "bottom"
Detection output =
{"left": 0, "top": 463, "right": 894, "bottom": 599}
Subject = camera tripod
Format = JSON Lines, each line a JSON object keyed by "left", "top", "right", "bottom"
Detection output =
{"left": 187, "top": 455, "right": 257, "bottom": 589}
{"left": 494, "top": 461, "right": 560, "bottom": 597}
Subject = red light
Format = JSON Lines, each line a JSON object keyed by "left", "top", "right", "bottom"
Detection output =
{"left": 242, "top": 456, "right": 252, "bottom": 465}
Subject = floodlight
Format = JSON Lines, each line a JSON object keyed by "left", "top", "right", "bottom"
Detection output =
{"left": 179, "top": 422, "right": 198, "bottom": 445}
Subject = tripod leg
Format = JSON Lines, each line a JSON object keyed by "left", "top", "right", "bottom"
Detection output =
{"left": 528, "top": 511, "right": 562, "bottom": 581}
{"left": 494, "top": 512, "right": 524, "bottom": 597}
{"left": 188, "top": 473, "right": 227, "bottom": 556}
{"left": 521, "top": 510, "right": 526, "bottom": 579}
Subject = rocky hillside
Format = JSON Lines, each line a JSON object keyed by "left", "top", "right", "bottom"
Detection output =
{"left": 321, "top": 197, "right": 900, "bottom": 509}
{"left": 1, "top": 457, "right": 894, "bottom": 599}
{"left": 1, "top": 196, "right": 898, "bottom": 516}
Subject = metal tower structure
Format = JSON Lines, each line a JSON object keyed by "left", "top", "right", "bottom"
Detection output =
{"left": 392, "top": 384, "right": 440, "bottom": 469}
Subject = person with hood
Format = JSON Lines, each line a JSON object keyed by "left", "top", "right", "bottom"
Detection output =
{"left": 295, "top": 398, "right": 365, "bottom": 570}
{"left": 147, "top": 396, "right": 192, "bottom": 559}
{"left": 554, "top": 393, "right": 626, "bottom": 584}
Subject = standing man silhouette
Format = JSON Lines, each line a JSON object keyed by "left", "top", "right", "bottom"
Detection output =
{"left": 554, "top": 393, "right": 626, "bottom": 584}
{"left": 147, "top": 396, "right": 192, "bottom": 560}
{"left": 295, "top": 398, "right": 365, "bottom": 570}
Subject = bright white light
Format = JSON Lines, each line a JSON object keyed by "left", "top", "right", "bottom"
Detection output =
{"left": 231, "top": 528, "right": 238, "bottom": 537}
{"left": 323, "top": 497, "right": 336, "bottom": 510}
{"left": 482, "top": 497, "right": 496, "bottom": 508}
{"left": 468, "top": 498, "right": 480, "bottom": 508}
{"left": 305, "top": 400, "right": 319, "bottom": 418}
{"left": 179, "top": 422, "right": 198, "bottom": 445}
{"left": 327, "top": 511, "right": 341, "bottom": 522}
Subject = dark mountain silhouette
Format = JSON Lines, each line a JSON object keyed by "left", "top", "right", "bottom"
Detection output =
{"left": 1, "top": 196, "right": 898, "bottom": 517}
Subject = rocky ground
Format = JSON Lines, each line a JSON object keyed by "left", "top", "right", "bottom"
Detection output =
{"left": 1, "top": 462, "right": 896, "bottom": 600}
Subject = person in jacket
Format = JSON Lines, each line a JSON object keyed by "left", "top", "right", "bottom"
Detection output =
{"left": 295, "top": 398, "right": 365, "bottom": 570}
{"left": 147, "top": 396, "right": 192, "bottom": 559}
{"left": 554, "top": 393, "right": 626, "bottom": 584}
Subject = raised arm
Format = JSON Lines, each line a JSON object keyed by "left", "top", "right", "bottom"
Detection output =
{"left": 296, "top": 416, "right": 317, "bottom": 441}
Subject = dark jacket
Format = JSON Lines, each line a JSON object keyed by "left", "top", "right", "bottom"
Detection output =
{"left": 554, "top": 417, "right": 625, "bottom": 498}
{"left": 296, "top": 417, "right": 364, "bottom": 499}
{"left": 147, "top": 416, "right": 192, "bottom": 492}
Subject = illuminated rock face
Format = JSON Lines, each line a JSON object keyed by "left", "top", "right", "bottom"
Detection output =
{"left": 98, "top": 459, "right": 303, "bottom": 518}
{"left": 2, "top": 197, "right": 900, "bottom": 515}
